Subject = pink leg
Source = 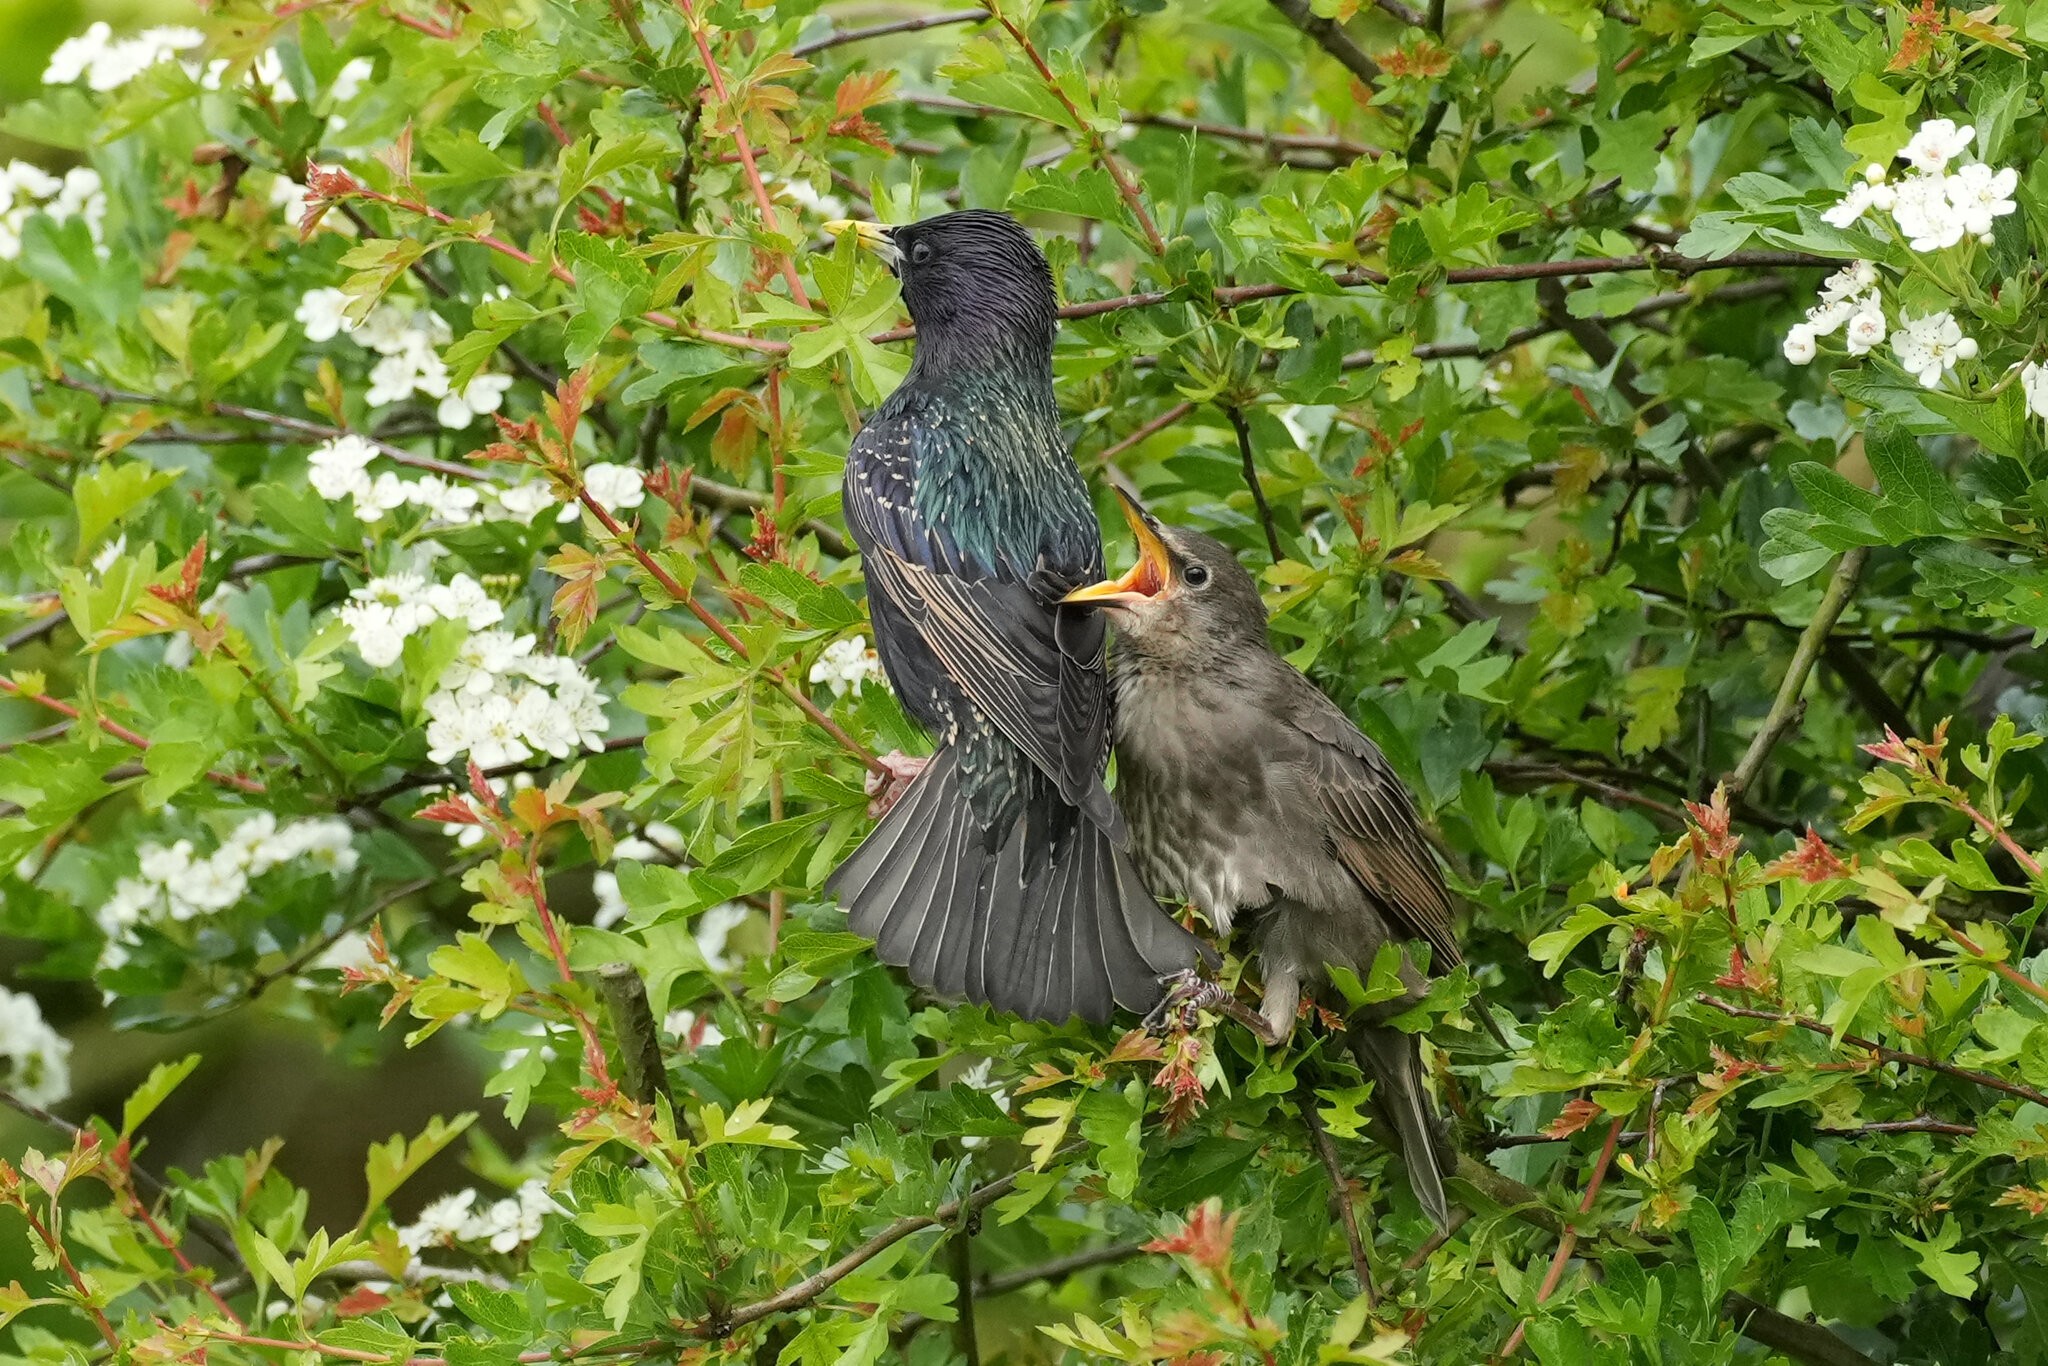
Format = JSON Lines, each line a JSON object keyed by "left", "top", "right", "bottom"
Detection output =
{"left": 864, "top": 751, "right": 930, "bottom": 818}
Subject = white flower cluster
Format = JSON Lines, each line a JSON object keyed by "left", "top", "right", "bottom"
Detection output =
{"left": 1822, "top": 118, "right": 2018, "bottom": 252}
{"left": 339, "top": 571, "right": 503, "bottom": 667}
{"left": 307, "top": 434, "right": 553, "bottom": 528}
{"left": 1782, "top": 261, "right": 1885, "bottom": 365}
{"left": 0, "top": 160, "right": 106, "bottom": 262}
{"left": 1780, "top": 262, "right": 1978, "bottom": 391}
{"left": 0, "top": 987, "right": 72, "bottom": 1107}
{"left": 43, "top": 22, "right": 373, "bottom": 108}
{"left": 423, "top": 631, "right": 610, "bottom": 768}
{"left": 336, "top": 571, "right": 609, "bottom": 768}
{"left": 41, "top": 22, "right": 202, "bottom": 91}
{"left": 96, "top": 814, "right": 359, "bottom": 969}
{"left": 808, "top": 635, "right": 883, "bottom": 698}
{"left": 398, "top": 1180, "right": 556, "bottom": 1255}
{"left": 297, "top": 290, "right": 514, "bottom": 429}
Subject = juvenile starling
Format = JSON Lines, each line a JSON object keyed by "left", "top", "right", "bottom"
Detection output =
{"left": 1065, "top": 493, "right": 1460, "bottom": 1226}
{"left": 821, "top": 211, "right": 1202, "bottom": 1024}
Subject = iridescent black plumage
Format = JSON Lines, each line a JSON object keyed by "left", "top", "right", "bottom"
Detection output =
{"left": 825, "top": 211, "right": 1201, "bottom": 1023}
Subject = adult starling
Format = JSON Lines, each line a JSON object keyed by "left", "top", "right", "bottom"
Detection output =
{"left": 821, "top": 211, "right": 1201, "bottom": 1024}
{"left": 1065, "top": 494, "right": 1460, "bottom": 1226}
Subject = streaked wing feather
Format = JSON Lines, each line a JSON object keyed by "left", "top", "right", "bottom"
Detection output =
{"left": 1285, "top": 679, "right": 1461, "bottom": 970}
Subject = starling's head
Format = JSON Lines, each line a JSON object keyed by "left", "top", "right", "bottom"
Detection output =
{"left": 1063, "top": 491, "right": 1270, "bottom": 660}
{"left": 825, "top": 210, "right": 1057, "bottom": 364}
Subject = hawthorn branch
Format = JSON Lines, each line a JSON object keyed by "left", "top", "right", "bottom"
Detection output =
{"left": 1725, "top": 546, "right": 1866, "bottom": 799}
{"left": 1224, "top": 404, "right": 1283, "bottom": 562}
{"left": 575, "top": 489, "right": 883, "bottom": 775}
{"left": 0, "top": 677, "right": 266, "bottom": 794}
{"left": 983, "top": 6, "right": 1166, "bottom": 254}
{"left": 1265, "top": 0, "right": 1381, "bottom": 84}
{"left": 242, "top": 872, "right": 450, "bottom": 1002}
{"left": 1696, "top": 994, "right": 2048, "bottom": 1110}
{"left": 1299, "top": 1084, "right": 1376, "bottom": 1305}
{"left": 1723, "top": 1293, "right": 1881, "bottom": 1366}
{"left": 598, "top": 962, "right": 672, "bottom": 1106}
{"left": 715, "top": 1140, "right": 1089, "bottom": 1332}
{"left": 1499, "top": 1116, "right": 1626, "bottom": 1359}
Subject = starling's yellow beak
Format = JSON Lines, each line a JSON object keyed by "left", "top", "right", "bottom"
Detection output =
{"left": 1064, "top": 489, "right": 1175, "bottom": 606}
{"left": 824, "top": 218, "right": 901, "bottom": 267}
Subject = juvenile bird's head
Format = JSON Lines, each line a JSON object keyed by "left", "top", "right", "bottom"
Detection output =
{"left": 1063, "top": 491, "right": 1271, "bottom": 662}
{"left": 826, "top": 210, "right": 1057, "bottom": 370}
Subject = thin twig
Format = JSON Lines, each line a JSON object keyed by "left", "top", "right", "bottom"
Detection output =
{"left": 1266, "top": 0, "right": 1381, "bottom": 84}
{"left": 1696, "top": 994, "right": 2048, "bottom": 1110}
{"left": 243, "top": 872, "right": 451, "bottom": 1001}
{"left": 0, "top": 677, "right": 266, "bottom": 794}
{"left": 1498, "top": 1117, "right": 1626, "bottom": 1358}
{"left": 1725, "top": 546, "right": 1867, "bottom": 799}
{"left": 715, "top": 1141, "right": 1088, "bottom": 1332}
{"left": 1299, "top": 1084, "right": 1376, "bottom": 1305}
{"left": 1224, "top": 404, "right": 1283, "bottom": 561}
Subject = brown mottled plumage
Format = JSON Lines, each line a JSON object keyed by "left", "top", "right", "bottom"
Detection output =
{"left": 1066, "top": 493, "right": 1459, "bottom": 1227}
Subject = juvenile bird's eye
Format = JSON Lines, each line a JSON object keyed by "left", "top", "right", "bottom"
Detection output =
{"left": 910, "top": 240, "right": 933, "bottom": 265}
{"left": 1184, "top": 564, "right": 1211, "bottom": 588}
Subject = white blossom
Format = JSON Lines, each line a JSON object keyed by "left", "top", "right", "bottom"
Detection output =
{"left": 1817, "top": 261, "right": 1879, "bottom": 306}
{"left": 1844, "top": 303, "right": 1887, "bottom": 356}
{"left": 1946, "top": 161, "right": 2018, "bottom": 239}
{"left": 398, "top": 1189, "right": 478, "bottom": 1253}
{"left": 399, "top": 1181, "right": 554, "bottom": 1255}
{"left": 1821, "top": 178, "right": 1880, "bottom": 230}
{"left": 1781, "top": 325, "right": 1817, "bottom": 366}
{"left": 488, "top": 481, "right": 557, "bottom": 522}
{"left": 97, "top": 816, "right": 357, "bottom": 970}
{"left": 809, "top": 635, "right": 882, "bottom": 697}
{"left": 1889, "top": 171, "right": 1966, "bottom": 253}
{"left": 1890, "top": 311, "right": 1975, "bottom": 389}
{"left": 695, "top": 903, "right": 750, "bottom": 974}
{"left": 1901, "top": 118, "right": 1975, "bottom": 175}
{"left": 1, "top": 159, "right": 107, "bottom": 262}
{"left": 957, "top": 1058, "right": 1011, "bottom": 1150}
{"left": 0, "top": 988, "right": 71, "bottom": 1107}
{"left": 436, "top": 373, "right": 514, "bottom": 429}
{"left": 2020, "top": 362, "right": 2048, "bottom": 428}
{"left": 561, "top": 463, "right": 645, "bottom": 523}
{"left": 295, "top": 288, "right": 355, "bottom": 342}
{"left": 308, "top": 434, "right": 380, "bottom": 500}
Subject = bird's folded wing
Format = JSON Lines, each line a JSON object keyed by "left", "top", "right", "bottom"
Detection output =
{"left": 1287, "top": 685, "right": 1462, "bottom": 971}
{"left": 857, "top": 541, "right": 1111, "bottom": 821}
{"left": 842, "top": 415, "right": 1111, "bottom": 821}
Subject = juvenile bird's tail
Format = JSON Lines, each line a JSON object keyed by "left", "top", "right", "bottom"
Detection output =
{"left": 1347, "top": 1024, "right": 1455, "bottom": 1230}
{"left": 828, "top": 747, "right": 1201, "bottom": 1024}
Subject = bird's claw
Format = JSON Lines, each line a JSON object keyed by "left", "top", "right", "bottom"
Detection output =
{"left": 1145, "top": 969, "right": 1229, "bottom": 1036}
{"left": 865, "top": 752, "right": 930, "bottom": 819}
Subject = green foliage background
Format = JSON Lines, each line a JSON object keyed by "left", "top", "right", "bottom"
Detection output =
{"left": 4, "top": 0, "right": 2048, "bottom": 1362}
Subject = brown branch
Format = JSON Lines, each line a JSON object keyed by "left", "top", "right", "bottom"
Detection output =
{"left": 795, "top": 7, "right": 992, "bottom": 54}
{"left": 598, "top": 962, "right": 672, "bottom": 1106}
{"left": 1723, "top": 1293, "right": 1881, "bottom": 1366}
{"left": 1725, "top": 546, "right": 1867, "bottom": 799}
{"left": 1695, "top": 994, "right": 2048, "bottom": 1110}
{"left": 1813, "top": 1114, "right": 1975, "bottom": 1138}
{"left": 715, "top": 1141, "right": 1088, "bottom": 1333}
{"left": 1484, "top": 758, "right": 1686, "bottom": 825}
{"left": 1224, "top": 404, "right": 1283, "bottom": 562}
{"left": 1300, "top": 1084, "right": 1376, "bottom": 1305}
{"left": 1537, "top": 277, "right": 1716, "bottom": 486}
{"left": 1265, "top": 0, "right": 1381, "bottom": 84}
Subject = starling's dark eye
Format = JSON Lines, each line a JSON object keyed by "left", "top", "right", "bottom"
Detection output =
{"left": 910, "top": 240, "right": 933, "bottom": 265}
{"left": 1184, "top": 564, "right": 1211, "bottom": 588}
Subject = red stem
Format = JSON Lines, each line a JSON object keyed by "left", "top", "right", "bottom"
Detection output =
{"left": 575, "top": 490, "right": 882, "bottom": 773}
{"left": 1498, "top": 1117, "right": 1626, "bottom": 1359}
{"left": 19, "top": 1201, "right": 119, "bottom": 1348}
{"left": 0, "top": 677, "right": 266, "bottom": 794}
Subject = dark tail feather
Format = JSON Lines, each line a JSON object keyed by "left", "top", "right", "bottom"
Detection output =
{"left": 1349, "top": 1024, "right": 1454, "bottom": 1230}
{"left": 829, "top": 749, "right": 1202, "bottom": 1023}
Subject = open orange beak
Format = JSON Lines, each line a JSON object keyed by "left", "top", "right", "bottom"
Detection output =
{"left": 1064, "top": 488, "right": 1174, "bottom": 606}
